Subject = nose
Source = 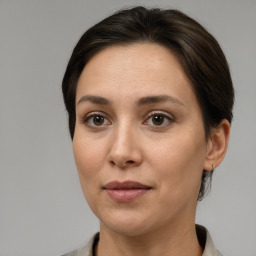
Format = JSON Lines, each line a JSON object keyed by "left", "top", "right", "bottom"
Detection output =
{"left": 108, "top": 124, "right": 143, "bottom": 169}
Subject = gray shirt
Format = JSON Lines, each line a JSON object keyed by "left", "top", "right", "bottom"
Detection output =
{"left": 62, "top": 225, "right": 223, "bottom": 256}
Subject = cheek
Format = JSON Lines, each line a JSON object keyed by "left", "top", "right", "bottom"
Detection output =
{"left": 72, "top": 133, "right": 106, "bottom": 193}
{"left": 147, "top": 131, "right": 206, "bottom": 198}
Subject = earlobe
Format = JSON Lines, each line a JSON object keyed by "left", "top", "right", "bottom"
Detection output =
{"left": 203, "top": 119, "right": 231, "bottom": 171}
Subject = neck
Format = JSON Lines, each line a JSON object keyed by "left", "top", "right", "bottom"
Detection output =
{"left": 96, "top": 222, "right": 203, "bottom": 256}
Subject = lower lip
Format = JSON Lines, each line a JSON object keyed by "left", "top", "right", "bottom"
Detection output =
{"left": 105, "top": 189, "right": 150, "bottom": 202}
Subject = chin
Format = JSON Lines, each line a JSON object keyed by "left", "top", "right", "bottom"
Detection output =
{"left": 99, "top": 211, "right": 155, "bottom": 237}
{"left": 103, "top": 222, "right": 151, "bottom": 237}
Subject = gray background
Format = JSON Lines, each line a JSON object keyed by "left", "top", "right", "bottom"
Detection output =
{"left": 0, "top": 0, "right": 255, "bottom": 255}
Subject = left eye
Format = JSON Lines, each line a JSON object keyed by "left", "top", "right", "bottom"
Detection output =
{"left": 144, "top": 113, "right": 173, "bottom": 127}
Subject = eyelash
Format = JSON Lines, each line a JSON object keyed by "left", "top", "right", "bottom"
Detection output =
{"left": 81, "top": 112, "right": 111, "bottom": 128}
{"left": 143, "top": 112, "right": 174, "bottom": 128}
{"left": 81, "top": 111, "right": 174, "bottom": 129}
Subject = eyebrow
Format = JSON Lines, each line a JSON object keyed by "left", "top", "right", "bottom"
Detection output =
{"left": 137, "top": 95, "right": 185, "bottom": 106}
{"left": 77, "top": 95, "right": 111, "bottom": 105}
{"left": 77, "top": 94, "right": 184, "bottom": 107}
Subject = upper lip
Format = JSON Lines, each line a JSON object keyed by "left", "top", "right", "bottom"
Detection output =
{"left": 103, "top": 180, "right": 151, "bottom": 190}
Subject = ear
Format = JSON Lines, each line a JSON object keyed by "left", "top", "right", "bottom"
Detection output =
{"left": 203, "top": 119, "right": 231, "bottom": 171}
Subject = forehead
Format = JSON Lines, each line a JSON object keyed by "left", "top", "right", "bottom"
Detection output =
{"left": 76, "top": 43, "right": 195, "bottom": 104}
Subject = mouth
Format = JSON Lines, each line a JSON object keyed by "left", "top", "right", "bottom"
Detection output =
{"left": 103, "top": 180, "right": 152, "bottom": 202}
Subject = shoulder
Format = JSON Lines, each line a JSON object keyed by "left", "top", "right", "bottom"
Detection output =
{"left": 196, "top": 225, "right": 223, "bottom": 256}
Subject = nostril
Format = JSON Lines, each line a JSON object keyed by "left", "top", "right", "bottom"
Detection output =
{"left": 109, "top": 159, "right": 135, "bottom": 167}
{"left": 110, "top": 160, "right": 115, "bottom": 166}
{"left": 126, "top": 160, "right": 135, "bottom": 165}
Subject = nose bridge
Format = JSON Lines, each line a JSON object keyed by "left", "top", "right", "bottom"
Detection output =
{"left": 108, "top": 118, "right": 142, "bottom": 167}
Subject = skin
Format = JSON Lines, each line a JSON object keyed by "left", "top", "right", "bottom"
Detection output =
{"left": 73, "top": 43, "right": 230, "bottom": 256}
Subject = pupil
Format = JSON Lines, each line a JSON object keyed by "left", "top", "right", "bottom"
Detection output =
{"left": 93, "top": 116, "right": 104, "bottom": 126}
{"left": 153, "top": 115, "right": 164, "bottom": 125}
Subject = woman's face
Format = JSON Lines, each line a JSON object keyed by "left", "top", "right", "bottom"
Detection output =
{"left": 73, "top": 43, "right": 212, "bottom": 236}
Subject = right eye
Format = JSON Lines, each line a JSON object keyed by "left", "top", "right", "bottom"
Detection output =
{"left": 82, "top": 113, "right": 111, "bottom": 128}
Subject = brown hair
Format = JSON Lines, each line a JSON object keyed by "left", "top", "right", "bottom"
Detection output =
{"left": 62, "top": 6, "right": 234, "bottom": 200}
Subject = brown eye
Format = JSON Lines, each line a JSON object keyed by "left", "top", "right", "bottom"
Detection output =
{"left": 82, "top": 113, "right": 111, "bottom": 128}
{"left": 93, "top": 115, "right": 105, "bottom": 126}
{"left": 143, "top": 112, "right": 173, "bottom": 128}
{"left": 152, "top": 115, "right": 165, "bottom": 126}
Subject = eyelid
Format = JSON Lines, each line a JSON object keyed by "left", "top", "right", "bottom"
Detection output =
{"left": 143, "top": 111, "right": 175, "bottom": 127}
{"left": 81, "top": 111, "right": 112, "bottom": 127}
{"left": 145, "top": 110, "right": 174, "bottom": 120}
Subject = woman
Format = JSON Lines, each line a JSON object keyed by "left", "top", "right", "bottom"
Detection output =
{"left": 62, "top": 6, "right": 234, "bottom": 256}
